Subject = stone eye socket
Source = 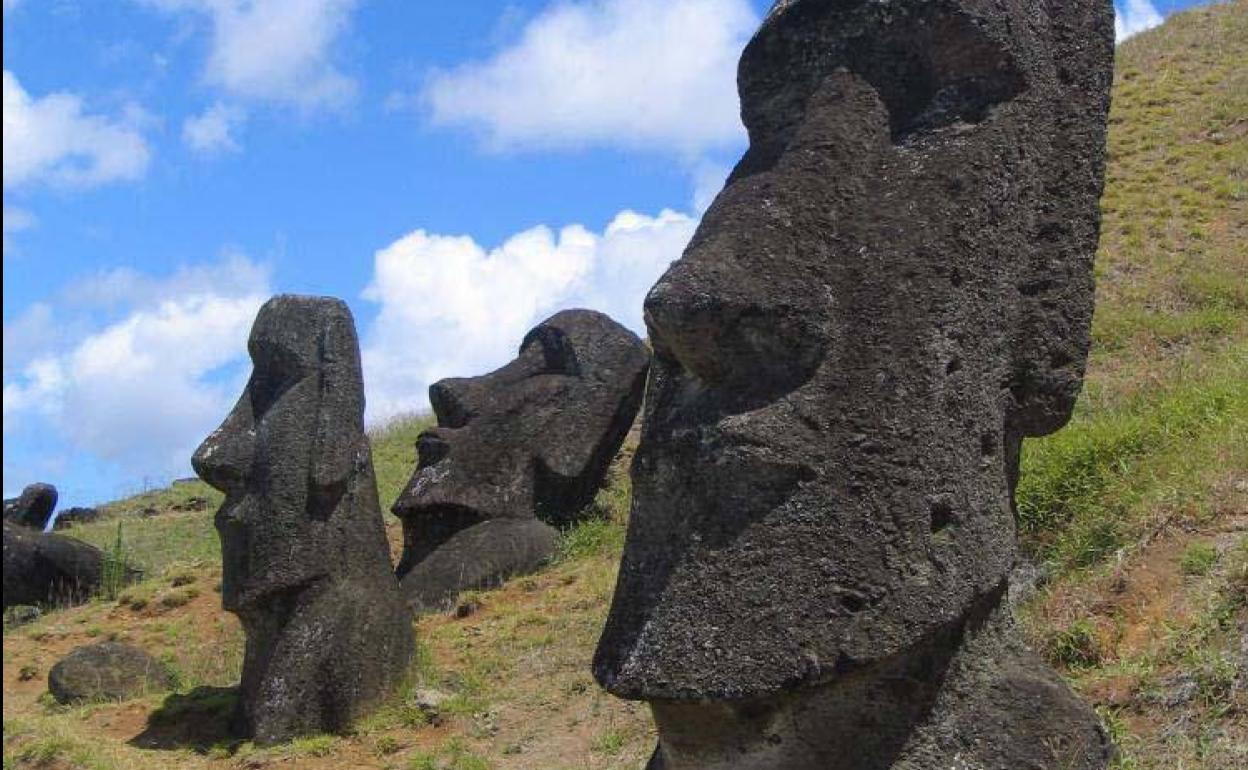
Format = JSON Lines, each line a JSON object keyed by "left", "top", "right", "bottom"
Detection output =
{"left": 741, "top": 4, "right": 1026, "bottom": 146}
{"left": 844, "top": 12, "right": 1025, "bottom": 143}
{"left": 520, "top": 325, "right": 581, "bottom": 377}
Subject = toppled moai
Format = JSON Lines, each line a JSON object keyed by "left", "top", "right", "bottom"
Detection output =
{"left": 193, "top": 295, "right": 413, "bottom": 745}
{"left": 52, "top": 507, "right": 101, "bottom": 530}
{"left": 2, "top": 520, "right": 139, "bottom": 608}
{"left": 393, "top": 309, "right": 648, "bottom": 613}
{"left": 593, "top": 1, "right": 1116, "bottom": 768}
{"left": 3, "top": 483, "right": 59, "bottom": 530}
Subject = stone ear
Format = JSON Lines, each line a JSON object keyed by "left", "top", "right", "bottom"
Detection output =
{"left": 306, "top": 309, "right": 365, "bottom": 519}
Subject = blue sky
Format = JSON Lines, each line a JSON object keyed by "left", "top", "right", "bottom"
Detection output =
{"left": 2, "top": 0, "right": 1206, "bottom": 509}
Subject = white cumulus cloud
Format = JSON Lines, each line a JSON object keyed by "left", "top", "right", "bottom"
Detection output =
{"left": 2, "top": 255, "right": 269, "bottom": 478}
{"left": 141, "top": 0, "right": 358, "bottom": 109}
{"left": 423, "top": 0, "right": 756, "bottom": 155}
{"left": 2, "top": 70, "right": 152, "bottom": 189}
{"left": 361, "top": 208, "right": 697, "bottom": 421}
{"left": 182, "top": 101, "right": 246, "bottom": 154}
{"left": 1116, "top": 0, "right": 1164, "bottom": 43}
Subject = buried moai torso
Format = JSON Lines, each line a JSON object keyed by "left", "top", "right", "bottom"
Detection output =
{"left": 392, "top": 309, "right": 648, "bottom": 613}
{"left": 593, "top": 1, "right": 1115, "bottom": 769}
{"left": 192, "top": 295, "right": 413, "bottom": 746}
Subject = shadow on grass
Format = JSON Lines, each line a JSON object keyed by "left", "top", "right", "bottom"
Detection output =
{"left": 129, "top": 685, "right": 243, "bottom": 753}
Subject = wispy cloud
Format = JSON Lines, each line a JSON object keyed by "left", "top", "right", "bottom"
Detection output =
{"left": 421, "top": 0, "right": 756, "bottom": 156}
{"left": 2, "top": 70, "right": 151, "bottom": 189}
{"left": 3, "top": 255, "right": 270, "bottom": 487}
{"left": 182, "top": 101, "right": 246, "bottom": 154}
{"left": 140, "top": 0, "right": 359, "bottom": 109}
{"left": 1116, "top": 0, "right": 1164, "bottom": 43}
{"left": 361, "top": 208, "right": 696, "bottom": 421}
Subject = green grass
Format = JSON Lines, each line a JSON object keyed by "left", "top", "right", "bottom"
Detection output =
{"left": 70, "top": 510, "right": 220, "bottom": 581}
{"left": 368, "top": 412, "right": 435, "bottom": 513}
{"left": 1180, "top": 542, "right": 1219, "bottom": 577}
{"left": 1017, "top": 344, "right": 1246, "bottom": 571}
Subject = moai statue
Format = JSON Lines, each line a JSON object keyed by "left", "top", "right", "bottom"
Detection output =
{"left": 193, "top": 295, "right": 413, "bottom": 745}
{"left": 3, "top": 520, "right": 139, "bottom": 608}
{"left": 4, "top": 483, "right": 59, "bottom": 530}
{"left": 393, "top": 309, "right": 648, "bottom": 613}
{"left": 593, "top": 1, "right": 1116, "bottom": 768}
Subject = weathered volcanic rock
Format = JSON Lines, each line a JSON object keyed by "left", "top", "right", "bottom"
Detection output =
{"left": 3, "top": 483, "right": 58, "bottom": 529}
{"left": 192, "top": 295, "right": 414, "bottom": 746}
{"left": 49, "top": 642, "right": 174, "bottom": 704}
{"left": 2, "top": 520, "right": 138, "bottom": 608}
{"left": 392, "top": 309, "right": 647, "bottom": 613}
{"left": 593, "top": 1, "right": 1116, "bottom": 768}
{"left": 52, "top": 507, "right": 101, "bottom": 530}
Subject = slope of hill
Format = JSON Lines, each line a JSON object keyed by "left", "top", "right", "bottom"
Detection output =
{"left": 4, "top": 3, "right": 1245, "bottom": 769}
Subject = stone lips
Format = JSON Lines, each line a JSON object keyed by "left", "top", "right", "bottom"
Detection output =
{"left": 392, "top": 308, "right": 648, "bottom": 613}
{"left": 192, "top": 294, "right": 413, "bottom": 745}
{"left": 595, "top": 0, "right": 1115, "bottom": 704}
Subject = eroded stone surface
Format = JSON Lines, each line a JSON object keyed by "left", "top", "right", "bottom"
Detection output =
{"left": 193, "top": 295, "right": 413, "bottom": 745}
{"left": 3, "top": 483, "right": 58, "bottom": 530}
{"left": 594, "top": 1, "right": 1115, "bottom": 767}
{"left": 53, "top": 507, "right": 101, "bottom": 530}
{"left": 49, "top": 641, "right": 174, "bottom": 704}
{"left": 2, "top": 520, "right": 137, "bottom": 609}
{"left": 393, "top": 309, "right": 647, "bottom": 613}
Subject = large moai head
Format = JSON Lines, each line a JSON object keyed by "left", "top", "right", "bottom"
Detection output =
{"left": 194, "top": 296, "right": 380, "bottom": 611}
{"left": 193, "top": 295, "right": 412, "bottom": 744}
{"left": 391, "top": 309, "right": 647, "bottom": 610}
{"left": 594, "top": 0, "right": 1114, "bottom": 767}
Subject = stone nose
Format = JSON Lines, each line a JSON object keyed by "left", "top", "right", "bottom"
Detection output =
{"left": 415, "top": 428, "right": 452, "bottom": 468}
{"left": 643, "top": 258, "right": 828, "bottom": 408}
{"left": 191, "top": 398, "right": 255, "bottom": 493}
{"left": 429, "top": 378, "right": 474, "bottom": 428}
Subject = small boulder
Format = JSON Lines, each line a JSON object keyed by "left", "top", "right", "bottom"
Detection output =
{"left": 170, "top": 496, "right": 209, "bottom": 513}
{"left": 3, "top": 604, "right": 42, "bottom": 627}
{"left": 3, "top": 483, "right": 58, "bottom": 530}
{"left": 48, "top": 642, "right": 174, "bottom": 704}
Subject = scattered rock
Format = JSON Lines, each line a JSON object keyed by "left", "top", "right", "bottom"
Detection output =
{"left": 3, "top": 604, "right": 42, "bottom": 626}
{"left": 3, "top": 520, "right": 140, "bottom": 609}
{"left": 192, "top": 295, "right": 414, "bottom": 745}
{"left": 48, "top": 641, "right": 174, "bottom": 704}
{"left": 3, "top": 483, "right": 58, "bottom": 530}
{"left": 593, "top": 1, "right": 1116, "bottom": 768}
{"left": 392, "top": 309, "right": 648, "bottom": 614}
{"left": 1156, "top": 672, "right": 1200, "bottom": 708}
{"left": 453, "top": 596, "right": 483, "bottom": 619}
{"left": 1008, "top": 559, "right": 1050, "bottom": 606}
{"left": 171, "top": 496, "right": 210, "bottom": 513}
{"left": 52, "top": 507, "right": 101, "bottom": 530}
{"left": 410, "top": 687, "right": 450, "bottom": 724}
{"left": 19, "top": 665, "right": 39, "bottom": 682}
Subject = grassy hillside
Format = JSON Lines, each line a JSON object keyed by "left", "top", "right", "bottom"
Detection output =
{"left": 4, "top": 3, "right": 1246, "bottom": 769}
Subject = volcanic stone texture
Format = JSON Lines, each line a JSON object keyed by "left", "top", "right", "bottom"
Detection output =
{"left": 2, "top": 520, "right": 137, "bottom": 609}
{"left": 393, "top": 309, "right": 648, "bottom": 614}
{"left": 49, "top": 641, "right": 174, "bottom": 704}
{"left": 193, "top": 295, "right": 413, "bottom": 746}
{"left": 593, "top": 0, "right": 1116, "bottom": 768}
{"left": 3, "top": 483, "right": 58, "bottom": 530}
